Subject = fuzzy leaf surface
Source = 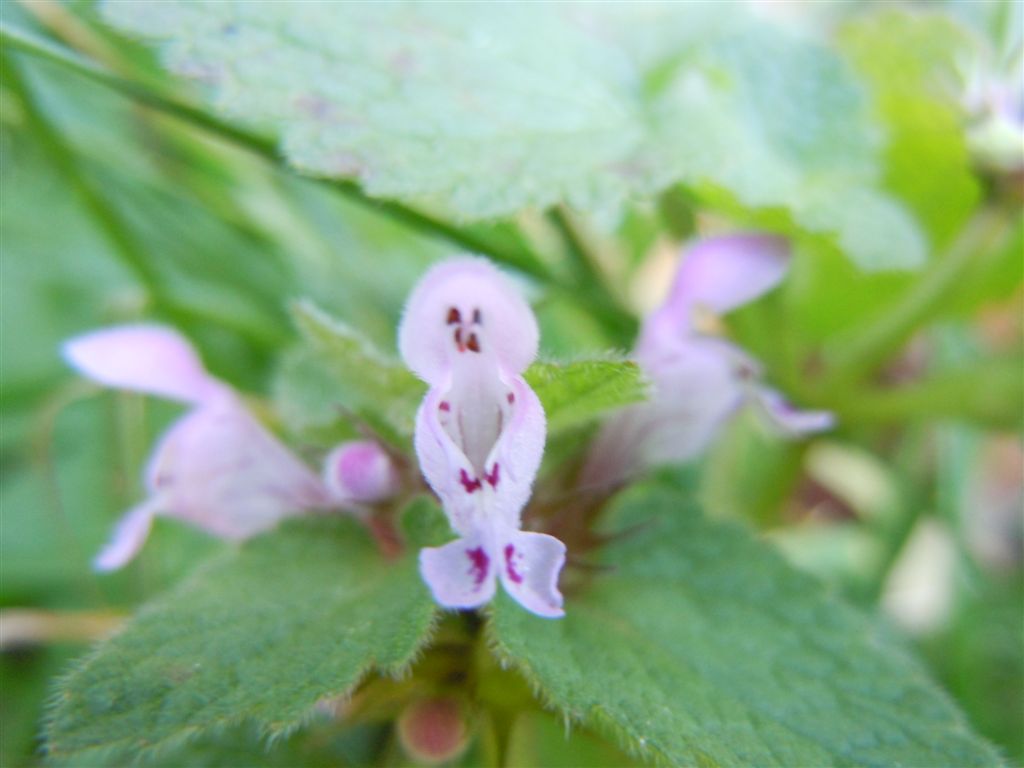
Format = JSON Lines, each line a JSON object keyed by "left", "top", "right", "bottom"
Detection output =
{"left": 46, "top": 517, "right": 436, "bottom": 763}
{"left": 102, "top": 2, "right": 922, "bottom": 270}
{"left": 288, "top": 300, "right": 424, "bottom": 444}
{"left": 490, "top": 482, "right": 1001, "bottom": 767}
{"left": 525, "top": 359, "right": 646, "bottom": 435}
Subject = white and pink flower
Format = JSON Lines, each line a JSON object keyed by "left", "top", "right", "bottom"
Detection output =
{"left": 399, "top": 258, "right": 565, "bottom": 618}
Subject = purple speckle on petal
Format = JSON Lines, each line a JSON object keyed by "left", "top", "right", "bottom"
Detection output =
{"left": 485, "top": 463, "right": 500, "bottom": 489}
{"left": 466, "top": 547, "right": 489, "bottom": 587}
{"left": 459, "top": 469, "right": 482, "bottom": 494}
{"left": 504, "top": 544, "right": 523, "bottom": 584}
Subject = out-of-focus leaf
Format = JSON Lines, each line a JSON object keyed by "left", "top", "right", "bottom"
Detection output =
{"left": 45, "top": 516, "right": 437, "bottom": 764}
{"left": 839, "top": 10, "right": 980, "bottom": 250}
{"left": 287, "top": 300, "right": 425, "bottom": 445}
{"left": 505, "top": 711, "right": 643, "bottom": 768}
{"left": 490, "top": 480, "right": 1001, "bottom": 767}
{"left": 102, "top": 3, "right": 922, "bottom": 270}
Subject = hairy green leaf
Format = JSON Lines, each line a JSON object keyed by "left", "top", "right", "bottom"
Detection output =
{"left": 102, "top": 3, "right": 922, "bottom": 270}
{"left": 46, "top": 516, "right": 436, "bottom": 763}
{"left": 526, "top": 359, "right": 646, "bottom": 435}
{"left": 287, "top": 300, "right": 424, "bottom": 445}
{"left": 490, "top": 482, "right": 1001, "bottom": 767}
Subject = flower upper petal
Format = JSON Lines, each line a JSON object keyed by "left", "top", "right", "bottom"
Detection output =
{"left": 63, "top": 325, "right": 221, "bottom": 404}
{"left": 399, "top": 258, "right": 538, "bottom": 384}
{"left": 640, "top": 234, "right": 789, "bottom": 356}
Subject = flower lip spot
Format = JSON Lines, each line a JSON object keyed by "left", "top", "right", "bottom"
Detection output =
{"left": 439, "top": 401, "right": 450, "bottom": 412}
{"left": 447, "top": 307, "right": 461, "bottom": 325}
{"left": 504, "top": 544, "right": 523, "bottom": 584}
{"left": 465, "top": 333, "right": 481, "bottom": 353}
{"left": 484, "top": 463, "right": 500, "bottom": 489}
{"left": 472, "top": 308, "right": 482, "bottom": 324}
{"left": 459, "top": 469, "right": 482, "bottom": 494}
{"left": 466, "top": 546, "right": 489, "bottom": 587}
{"left": 506, "top": 392, "right": 514, "bottom": 404}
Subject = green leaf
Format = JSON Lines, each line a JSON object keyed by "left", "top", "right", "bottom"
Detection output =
{"left": 285, "top": 300, "right": 424, "bottom": 445}
{"left": 102, "top": 4, "right": 921, "bottom": 270}
{"left": 489, "top": 481, "right": 1001, "bottom": 767}
{"left": 526, "top": 359, "right": 646, "bottom": 435}
{"left": 839, "top": 10, "right": 981, "bottom": 250}
{"left": 46, "top": 516, "right": 437, "bottom": 764}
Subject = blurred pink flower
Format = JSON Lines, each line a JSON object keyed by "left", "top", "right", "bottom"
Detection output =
{"left": 400, "top": 258, "right": 565, "bottom": 618}
{"left": 582, "top": 234, "right": 833, "bottom": 489}
{"left": 64, "top": 325, "right": 378, "bottom": 571}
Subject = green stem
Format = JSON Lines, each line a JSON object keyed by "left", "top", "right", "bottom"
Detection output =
{"left": 853, "top": 429, "right": 929, "bottom": 605}
{"left": 831, "top": 357, "right": 1024, "bottom": 431}
{"left": 821, "top": 206, "right": 1015, "bottom": 389}
{"left": 548, "top": 207, "right": 638, "bottom": 341}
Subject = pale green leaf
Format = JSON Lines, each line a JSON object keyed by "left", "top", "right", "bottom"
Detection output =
{"left": 286, "top": 300, "right": 424, "bottom": 445}
{"left": 839, "top": 10, "right": 981, "bottom": 250}
{"left": 526, "top": 359, "right": 646, "bottom": 434}
{"left": 46, "top": 516, "right": 437, "bottom": 764}
{"left": 490, "top": 481, "right": 1001, "bottom": 767}
{"left": 102, "top": 2, "right": 922, "bottom": 270}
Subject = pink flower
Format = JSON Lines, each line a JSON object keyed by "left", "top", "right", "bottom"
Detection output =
{"left": 64, "top": 325, "right": 340, "bottom": 571}
{"left": 399, "top": 259, "right": 565, "bottom": 618}
{"left": 582, "top": 234, "right": 833, "bottom": 489}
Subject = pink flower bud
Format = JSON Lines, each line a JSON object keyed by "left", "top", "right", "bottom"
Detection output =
{"left": 322, "top": 440, "right": 400, "bottom": 504}
{"left": 397, "top": 697, "right": 469, "bottom": 765}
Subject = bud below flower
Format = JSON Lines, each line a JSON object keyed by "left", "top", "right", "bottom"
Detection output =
{"left": 397, "top": 696, "right": 469, "bottom": 765}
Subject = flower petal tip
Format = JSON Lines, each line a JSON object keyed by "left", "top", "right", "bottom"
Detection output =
{"left": 63, "top": 324, "right": 218, "bottom": 404}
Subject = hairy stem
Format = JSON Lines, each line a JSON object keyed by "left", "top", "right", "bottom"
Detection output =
{"left": 821, "top": 206, "right": 1017, "bottom": 389}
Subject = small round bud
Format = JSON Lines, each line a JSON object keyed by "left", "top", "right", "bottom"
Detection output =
{"left": 397, "top": 696, "right": 469, "bottom": 765}
{"left": 322, "top": 440, "right": 400, "bottom": 504}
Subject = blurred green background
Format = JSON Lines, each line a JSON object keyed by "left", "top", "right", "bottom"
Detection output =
{"left": 2, "top": 0, "right": 1022, "bottom": 766}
